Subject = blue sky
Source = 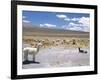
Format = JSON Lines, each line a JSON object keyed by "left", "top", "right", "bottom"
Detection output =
{"left": 22, "top": 11, "right": 90, "bottom": 32}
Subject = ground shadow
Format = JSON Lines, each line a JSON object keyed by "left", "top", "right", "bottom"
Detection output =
{"left": 23, "top": 60, "right": 40, "bottom": 64}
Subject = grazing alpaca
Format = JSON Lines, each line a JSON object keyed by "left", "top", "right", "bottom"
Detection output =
{"left": 78, "top": 47, "right": 87, "bottom": 53}
{"left": 23, "top": 42, "right": 42, "bottom": 64}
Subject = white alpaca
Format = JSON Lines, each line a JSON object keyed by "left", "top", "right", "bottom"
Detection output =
{"left": 23, "top": 42, "right": 42, "bottom": 63}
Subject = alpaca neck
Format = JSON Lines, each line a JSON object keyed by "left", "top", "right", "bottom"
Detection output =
{"left": 78, "top": 48, "right": 80, "bottom": 51}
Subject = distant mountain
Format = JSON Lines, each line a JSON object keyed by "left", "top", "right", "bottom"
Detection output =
{"left": 23, "top": 23, "right": 89, "bottom": 38}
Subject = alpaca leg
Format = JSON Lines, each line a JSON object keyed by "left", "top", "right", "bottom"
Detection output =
{"left": 33, "top": 54, "right": 36, "bottom": 62}
{"left": 23, "top": 50, "right": 29, "bottom": 64}
{"left": 24, "top": 50, "right": 28, "bottom": 61}
{"left": 32, "top": 54, "right": 40, "bottom": 63}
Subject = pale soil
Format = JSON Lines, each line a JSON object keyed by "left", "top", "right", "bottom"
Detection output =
{"left": 22, "top": 46, "right": 89, "bottom": 69}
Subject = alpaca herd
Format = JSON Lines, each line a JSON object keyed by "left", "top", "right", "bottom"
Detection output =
{"left": 23, "top": 38, "right": 88, "bottom": 64}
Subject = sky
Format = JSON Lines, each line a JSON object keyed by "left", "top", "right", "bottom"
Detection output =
{"left": 22, "top": 11, "right": 90, "bottom": 32}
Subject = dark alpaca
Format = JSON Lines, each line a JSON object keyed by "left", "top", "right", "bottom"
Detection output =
{"left": 78, "top": 47, "right": 87, "bottom": 53}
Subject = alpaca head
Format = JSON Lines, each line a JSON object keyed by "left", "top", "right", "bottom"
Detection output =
{"left": 35, "top": 42, "right": 43, "bottom": 52}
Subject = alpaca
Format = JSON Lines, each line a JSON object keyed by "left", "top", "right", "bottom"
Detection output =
{"left": 23, "top": 42, "right": 42, "bottom": 64}
{"left": 78, "top": 47, "right": 87, "bottom": 53}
